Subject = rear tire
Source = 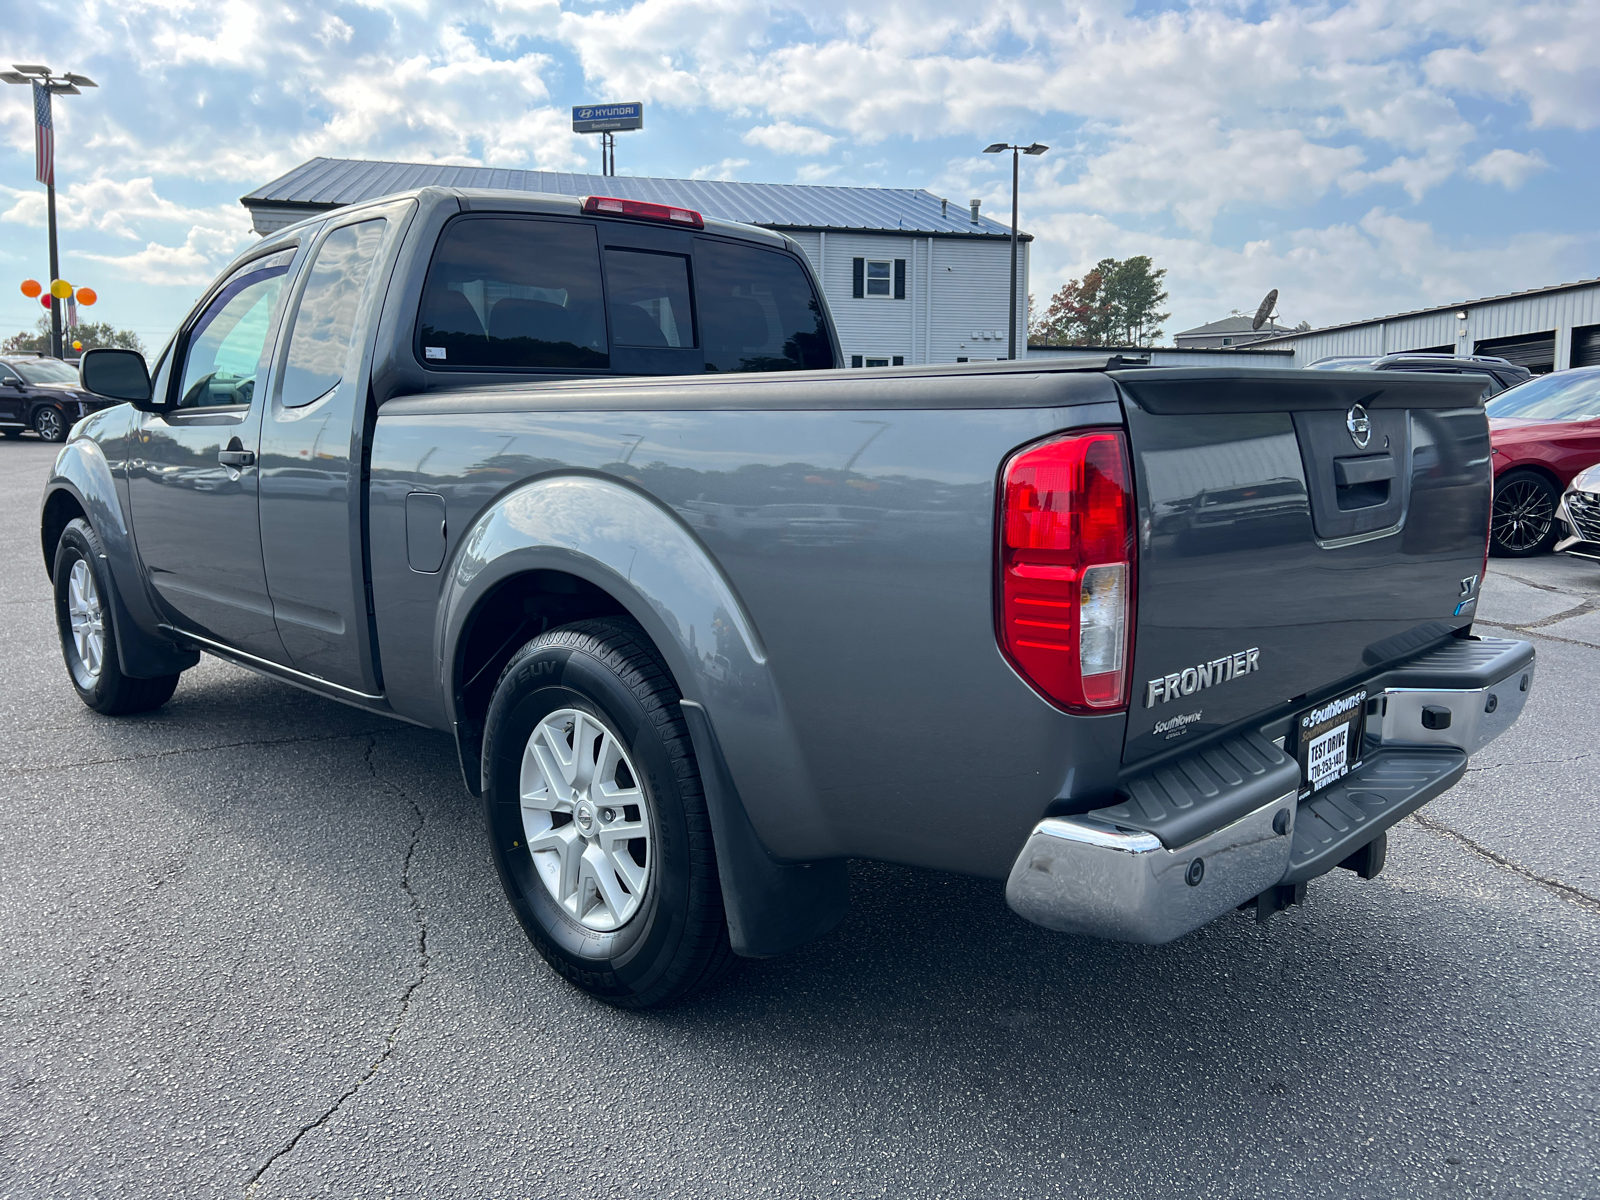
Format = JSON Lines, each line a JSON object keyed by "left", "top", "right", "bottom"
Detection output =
{"left": 1490, "top": 470, "right": 1560, "bottom": 557}
{"left": 53, "top": 518, "right": 182, "bottom": 715}
{"left": 481, "top": 617, "right": 735, "bottom": 1008}
{"left": 34, "top": 405, "right": 68, "bottom": 443}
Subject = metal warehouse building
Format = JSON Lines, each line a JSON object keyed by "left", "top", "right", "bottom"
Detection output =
{"left": 1248, "top": 277, "right": 1600, "bottom": 373}
{"left": 242, "top": 158, "right": 1030, "bottom": 369}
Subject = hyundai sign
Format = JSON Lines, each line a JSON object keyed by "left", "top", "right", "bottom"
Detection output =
{"left": 572, "top": 103, "right": 644, "bottom": 134}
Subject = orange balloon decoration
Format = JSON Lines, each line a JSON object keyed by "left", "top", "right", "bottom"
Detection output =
{"left": 71, "top": 340, "right": 83, "bottom": 351}
{"left": 21, "top": 279, "right": 42, "bottom": 298}
{"left": 76, "top": 287, "right": 97, "bottom": 306}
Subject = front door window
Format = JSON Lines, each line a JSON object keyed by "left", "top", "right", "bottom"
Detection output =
{"left": 173, "top": 250, "right": 293, "bottom": 408}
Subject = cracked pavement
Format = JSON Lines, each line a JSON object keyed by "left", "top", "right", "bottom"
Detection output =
{"left": 2, "top": 437, "right": 1597, "bottom": 1199}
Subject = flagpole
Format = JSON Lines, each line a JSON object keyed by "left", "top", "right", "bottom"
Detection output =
{"left": 46, "top": 130, "right": 62, "bottom": 360}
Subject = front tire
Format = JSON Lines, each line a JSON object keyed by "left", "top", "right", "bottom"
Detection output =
{"left": 1491, "top": 470, "right": 1560, "bottom": 557}
{"left": 481, "top": 617, "right": 734, "bottom": 1008}
{"left": 53, "top": 518, "right": 182, "bottom": 715}
{"left": 34, "top": 405, "right": 68, "bottom": 443}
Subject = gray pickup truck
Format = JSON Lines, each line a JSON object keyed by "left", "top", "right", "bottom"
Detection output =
{"left": 43, "top": 186, "right": 1536, "bottom": 1007}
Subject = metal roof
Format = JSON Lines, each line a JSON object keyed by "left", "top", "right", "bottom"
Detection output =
{"left": 241, "top": 157, "right": 1025, "bottom": 239}
{"left": 1251, "top": 275, "right": 1600, "bottom": 345}
{"left": 1174, "top": 315, "right": 1294, "bottom": 336}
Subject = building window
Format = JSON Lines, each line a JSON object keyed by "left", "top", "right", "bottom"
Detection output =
{"left": 850, "top": 355, "right": 863, "bottom": 368}
{"left": 865, "top": 261, "right": 892, "bottom": 297}
{"left": 1222, "top": 337, "right": 1233, "bottom": 346}
{"left": 864, "top": 357, "right": 890, "bottom": 367}
{"left": 852, "top": 257, "right": 907, "bottom": 300}
{"left": 892, "top": 355, "right": 904, "bottom": 366}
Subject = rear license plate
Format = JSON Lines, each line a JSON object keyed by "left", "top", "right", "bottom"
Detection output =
{"left": 1296, "top": 688, "right": 1368, "bottom": 795}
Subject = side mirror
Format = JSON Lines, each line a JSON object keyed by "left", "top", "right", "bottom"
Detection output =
{"left": 80, "top": 347, "right": 154, "bottom": 407}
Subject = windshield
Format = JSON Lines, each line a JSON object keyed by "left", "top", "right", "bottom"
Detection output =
{"left": 12, "top": 358, "right": 79, "bottom": 384}
{"left": 1486, "top": 369, "right": 1600, "bottom": 421}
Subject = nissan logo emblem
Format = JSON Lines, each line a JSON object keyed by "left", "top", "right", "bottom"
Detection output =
{"left": 1347, "top": 403, "right": 1372, "bottom": 449}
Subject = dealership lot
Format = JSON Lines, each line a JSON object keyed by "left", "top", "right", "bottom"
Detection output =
{"left": 1, "top": 436, "right": 1596, "bottom": 1199}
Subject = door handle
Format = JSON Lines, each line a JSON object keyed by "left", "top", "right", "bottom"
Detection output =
{"left": 218, "top": 449, "right": 255, "bottom": 468}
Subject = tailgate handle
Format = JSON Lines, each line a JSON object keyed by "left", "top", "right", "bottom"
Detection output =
{"left": 1333, "top": 454, "right": 1394, "bottom": 486}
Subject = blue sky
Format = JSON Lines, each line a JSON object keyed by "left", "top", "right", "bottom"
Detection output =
{"left": 3, "top": 0, "right": 1598, "bottom": 352}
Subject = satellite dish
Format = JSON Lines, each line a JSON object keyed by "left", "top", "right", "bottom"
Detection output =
{"left": 1251, "top": 289, "right": 1279, "bottom": 332}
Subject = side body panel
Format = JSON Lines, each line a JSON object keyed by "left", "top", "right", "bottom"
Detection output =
{"left": 369, "top": 394, "right": 1128, "bottom": 878}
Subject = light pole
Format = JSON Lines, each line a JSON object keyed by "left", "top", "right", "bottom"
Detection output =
{"left": 983, "top": 141, "right": 1047, "bottom": 360}
{"left": 2, "top": 64, "right": 96, "bottom": 360}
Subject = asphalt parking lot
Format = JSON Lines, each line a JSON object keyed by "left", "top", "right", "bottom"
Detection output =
{"left": 1, "top": 433, "right": 1596, "bottom": 1200}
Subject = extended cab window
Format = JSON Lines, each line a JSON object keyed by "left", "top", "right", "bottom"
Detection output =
{"left": 279, "top": 220, "right": 387, "bottom": 407}
{"left": 697, "top": 241, "right": 834, "bottom": 373}
{"left": 417, "top": 218, "right": 608, "bottom": 370}
{"left": 174, "top": 250, "right": 294, "bottom": 408}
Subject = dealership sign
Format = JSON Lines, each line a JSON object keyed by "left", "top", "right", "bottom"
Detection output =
{"left": 572, "top": 103, "right": 644, "bottom": 133}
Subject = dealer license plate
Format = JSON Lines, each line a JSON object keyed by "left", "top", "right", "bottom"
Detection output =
{"left": 1295, "top": 687, "right": 1368, "bottom": 795}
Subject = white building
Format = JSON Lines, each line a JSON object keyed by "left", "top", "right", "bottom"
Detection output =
{"left": 241, "top": 158, "right": 1031, "bottom": 367}
{"left": 1246, "top": 277, "right": 1600, "bottom": 372}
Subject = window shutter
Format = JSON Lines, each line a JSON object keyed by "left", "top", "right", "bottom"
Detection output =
{"left": 892, "top": 355, "right": 904, "bottom": 366}
{"left": 852, "top": 258, "right": 864, "bottom": 299}
{"left": 850, "top": 355, "right": 863, "bottom": 368}
{"left": 894, "top": 259, "right": 906, "bottom": 300}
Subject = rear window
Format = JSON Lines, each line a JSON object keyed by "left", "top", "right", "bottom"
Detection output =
{"left": 1487, "top": 369, "right": 1600, "bottom": 421}
{"left": 417, "top": 218, "right": 608, "bottom": 370}
{"left": 697, "top": 241, "right": 833, "bottom": 373}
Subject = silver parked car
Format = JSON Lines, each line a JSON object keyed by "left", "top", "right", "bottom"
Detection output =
{"left": 1555, "top": 462, "right": 1600, "bottom": 563}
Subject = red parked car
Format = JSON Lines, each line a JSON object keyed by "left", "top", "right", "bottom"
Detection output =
{"left": 1487, "top": 366, "right": 1600, "bottom": 556}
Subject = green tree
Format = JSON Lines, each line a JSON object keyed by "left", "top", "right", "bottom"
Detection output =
{"left": 1103, "top": 256, "right": 1169, "bottom": 345}
{"left": 1030, "top": 256, "right": 1169, "bottom": 347}
{"left": 2, "top": 315, "right": 145, "bottom": 356}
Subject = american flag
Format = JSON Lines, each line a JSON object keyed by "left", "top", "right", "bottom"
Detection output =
{"left": 34, "top": 81, "right": 53, "bottom": 186}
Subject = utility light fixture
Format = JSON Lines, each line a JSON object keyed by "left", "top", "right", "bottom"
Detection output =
{"left": 982, "top": 141, "right": 1051, "bottom": 360}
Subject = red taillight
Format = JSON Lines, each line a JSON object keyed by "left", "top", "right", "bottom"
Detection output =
{"left": 582, "top": 195, "right": 705, "bottom": 229}
{"left": 998, "top": 430, "right": 1135, "bottom": 712}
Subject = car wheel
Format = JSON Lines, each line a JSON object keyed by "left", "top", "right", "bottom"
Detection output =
{"left": 53, "top": 518, "right": 183, "bottom": 714}
{"left": 34, "top": 405, "right": 67, "bottom": 443}
{"left": 1490, "top": 470, "right": 1560, "bottom": 557}
{"left": 481, "top": 616, "right": 735, "bottom": 1008}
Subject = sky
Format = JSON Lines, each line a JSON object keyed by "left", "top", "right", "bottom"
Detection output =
{"left": 2, "top": 0, "right": 1598, "bottom": 352}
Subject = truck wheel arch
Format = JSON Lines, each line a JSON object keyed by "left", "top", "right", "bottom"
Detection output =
{"left": 40, "top": 453, "right": 199, "bottom": 681}
{"left": 439, "top": 474, "right": 848, "bottom": 955}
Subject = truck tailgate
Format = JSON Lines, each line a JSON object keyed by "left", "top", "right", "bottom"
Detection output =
{"left": 1113, "top": 368, "right": 1492, "bottom": 766}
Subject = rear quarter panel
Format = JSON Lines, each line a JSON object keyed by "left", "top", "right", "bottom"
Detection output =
{"left": 369, "top": 385, "right": 1127, "bottom": 877}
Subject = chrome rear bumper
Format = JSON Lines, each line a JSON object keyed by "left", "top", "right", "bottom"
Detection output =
{"left": 1005, "top": 790, "right": 1297, "bottom": 944}
{"left": 1006, "top": 637, "right": 1535, "bottom": 944}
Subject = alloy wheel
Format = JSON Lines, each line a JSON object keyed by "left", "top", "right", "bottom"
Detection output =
{"left": 35, "top": 406, "right": 64, "bottom": 442}
{"left": 519, "top": 707, "right": 652, "bottom": 931}
{"left": 67, "top": 558, "right": 105, "bottom": 683}
{"left": 1492, "top": 478, "right": 1555, "bottom": 552}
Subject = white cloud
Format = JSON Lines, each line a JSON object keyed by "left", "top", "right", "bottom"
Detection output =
{"left": 794, "top": 162, "right": 841, "bottom": 184}
{"left": 1029, "top": 206, "right": 1590, "bottom": 337}
{"left": 79, "top": 221, "right": 256, "bottom": 288}
{"left": 2, "top": 0, "right": 1596, "bottom": 346}
{"left": 1468, "top": 148, "right": 1550, "bottom": 190}
{"left": 689, "top": 157, "right": 749, "bottom": 180}
{"left": 742, "top": 121, "right": 836, "bottom": 156}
